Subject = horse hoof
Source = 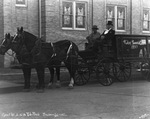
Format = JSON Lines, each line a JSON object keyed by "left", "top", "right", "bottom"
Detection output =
{"left": 47, "top": 83, "right": 53, "bottom": 89}
{"left": 68, "top": 84, "right": 74, "bottom": 89}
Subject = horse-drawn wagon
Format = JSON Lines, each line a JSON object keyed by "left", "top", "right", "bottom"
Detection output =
{"left": 1, "top": 28, "right": 150, "bottom": 91}
{"left": 74, "top": 34, "right": 150, "bottom": 86}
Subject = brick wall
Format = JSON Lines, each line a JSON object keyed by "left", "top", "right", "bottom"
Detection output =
{"left": 93, "top": 0, "right": 106, "bottom": 33}
{"left": 3, "top": 0, "right": 39, "bottom": 67}
{"left": 43, "top": 0, "right": 93, "bottom": 50}
{"left": 132, "top": 0, "right": 142, "bottom": 34}
{"left": 4, "top": 0, "right": 39, "bottom": 36}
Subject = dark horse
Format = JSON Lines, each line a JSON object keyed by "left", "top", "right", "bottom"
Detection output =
{"left": 0, "top": 27, "right": 78, "bottom": 92}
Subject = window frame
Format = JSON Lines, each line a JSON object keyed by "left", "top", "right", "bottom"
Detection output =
{"left": 106, "top": 5, "right": 126, "bottom": 32}
{"left": 143, "top": 8, "right": 150, "bottom": 33}
{"left": 62, "top": 1, "right": 87, "bottom": 30}
{"left": 15, "top": 0, "right": 27, "bottom": 7}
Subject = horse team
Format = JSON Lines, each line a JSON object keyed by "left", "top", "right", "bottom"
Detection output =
{"left": 0, "top": 27, "right": 80, "bottom": 92}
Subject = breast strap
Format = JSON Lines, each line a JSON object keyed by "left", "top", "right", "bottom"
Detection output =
{"left": 66, "top": 41, "right": 73, "bottom": 59}
{"left": 51, "top": 42, "right": 56, "bottom": 58}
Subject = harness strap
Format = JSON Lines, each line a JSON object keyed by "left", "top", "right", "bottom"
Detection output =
{"left": 66, "top": 42, "right": 73, "bottom": 60}
{"left": 0, "top": 38, "right": 5, "bottom": 47}
{"left": 51, "top": 42, "right": 56, "bottom": 58}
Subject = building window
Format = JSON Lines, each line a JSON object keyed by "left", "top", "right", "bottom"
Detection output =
{"left": 76, "top": 3, "right": 86, "bottom": 28}
{"left": 106, "top": 5, "right": 126, "bottom": 31}
{"left": 143, "top": 9, "right": 150, "bottom": 31}
{"left": 117, "top": 7, "right": 125, "bottom": 30}
{"left": 62, "top": 2, "right": 73, "bottom": 28}
{"left": 16, "top": 0, "right": 27, "bottom": 7}
{"left": 62, "top": 1, "right": 87, "bottom": 30}
{"left": 106, "top": 6, "right": 115, "bottom": 24}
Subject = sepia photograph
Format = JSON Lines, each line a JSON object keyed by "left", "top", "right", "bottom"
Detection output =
{"left": 0, "top": 0, "right": 150, "bottom": 119}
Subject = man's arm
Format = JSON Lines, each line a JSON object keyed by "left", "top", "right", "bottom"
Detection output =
{"left": 86, "top": 34, "right": 92, "bottom": 43}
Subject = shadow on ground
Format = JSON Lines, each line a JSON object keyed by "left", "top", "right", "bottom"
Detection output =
{"left": 0, "top": 86, "right": 23, "bottom": 94}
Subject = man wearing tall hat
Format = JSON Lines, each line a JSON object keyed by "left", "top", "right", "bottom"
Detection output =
{"left": 100, "top": 21, "right": 115, "bottom": 46}
{"left": 86, "top": 25, "right": 101, "bottom": 49}
{"left": 92, "top": 21, "right": 115, "bottom": 52}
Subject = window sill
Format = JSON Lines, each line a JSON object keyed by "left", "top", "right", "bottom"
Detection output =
{"left": 15, "top": 4, "right": 27, "bottom": 7}
{"left": 116, "top": 30, "right": 126, "bottom": 33}
{"left": 142, "top": 31, "right": 150, "bottom": 34}
{"left": 62, "top": 28, "right": 86, "bottom": 31}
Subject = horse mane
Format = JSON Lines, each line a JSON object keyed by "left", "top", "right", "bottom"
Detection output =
{"left": 23, "top": 31, "right": 38, "bottom": 52}
{"left": 23, "top": 31, "right": 37, "bottom": 41}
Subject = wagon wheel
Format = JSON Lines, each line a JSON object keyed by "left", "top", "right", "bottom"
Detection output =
{"left": 74, "top": 59, "right": 90, "bottom": 86}
{"left": 96, "top": 58, "right": 114, "bottom": 86}
{"left": 113, "top": 61, "right": 131, "bottom": 82}
{"left": 141, "top": 57, "right": 150, "bottom": 81}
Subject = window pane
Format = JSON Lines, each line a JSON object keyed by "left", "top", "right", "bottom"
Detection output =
{"left": 117, "top": 7, "right": 125, "bottom": 30}
{"left": 117, "top": 7, "right": 125, "bottom": 18}
{"left": 143, "top": 21, "right": 149, "bottom": 30}
{"left": 76, "top": 3, "right": 85, "bottom": 28}
{"left": 16, "top": 0, "right": 26, "bottom": 5}
{"left": 106, "top": 6, "right": 114, "bottom": 18}
{"left": 62, "top": 2, "right": 73, "bottom": 28}
{"left": 117, "top": 19, "right": 125, "bottom": 30}
{"left": 143, "top": 10, "right": 149, "bottom": 31}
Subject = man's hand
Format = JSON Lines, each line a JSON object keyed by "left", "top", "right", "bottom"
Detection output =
{"left": 101, "top": 35, "right": 105, "bottom": 40}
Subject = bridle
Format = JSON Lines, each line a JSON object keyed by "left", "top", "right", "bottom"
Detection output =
{"left": 0, "top": 38, "right": 7, "bottom": 48}
{"left": 12, "top": 32, "right": 25, "bottom": 55}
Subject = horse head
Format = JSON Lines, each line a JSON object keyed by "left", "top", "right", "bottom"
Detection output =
{"left": 12, "top": 27, "right": 26, "bottom": 54}
{"left": 13, "top": 27, "right": 24, "bottom": 44}
{"left": 0, "top": 33, "right": 14, "bottom": 55}
{"left": 13, "top": 27, "right": 38, "bottom": 53}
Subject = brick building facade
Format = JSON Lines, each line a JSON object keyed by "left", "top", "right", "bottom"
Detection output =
{"left": 0, "top": 0, "right": 150, "bottom": 67}
{"left": 0, "top": 0, "right": 4, "bottom": 67}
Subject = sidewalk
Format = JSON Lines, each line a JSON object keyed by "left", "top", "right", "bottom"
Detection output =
{"left": 0, "top": 67, "right": 67, "bottom": 76}
{"left": 0, "top": 67, "right": 145, "bottom": 82}
{"left": 0, "top": 67, "right": 70, "bottom": 85}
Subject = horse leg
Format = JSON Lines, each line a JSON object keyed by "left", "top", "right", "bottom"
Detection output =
{"left": 48, "top": 67, "right": 54, "bottom": 88}
{"left": 35, "top": 64, "right": 45, "bottom": 92}
{"left": 22, "top": 65, "right": 31, "bottom": 92}
{"left": 55, "top": 67, "right": 61, "bottom": 88}
{"left": 65, "top": 59, "right": 77, "bottom": 89}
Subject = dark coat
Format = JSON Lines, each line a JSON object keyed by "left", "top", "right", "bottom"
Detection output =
{"left": 101, "top": 28, "right": 115, "bottom": 45}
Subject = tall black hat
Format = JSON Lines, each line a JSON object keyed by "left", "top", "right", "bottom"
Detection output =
{"left": 107, "top": 21, "right": 113, "bottom": 26}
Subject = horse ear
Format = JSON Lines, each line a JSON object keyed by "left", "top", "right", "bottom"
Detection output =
{"left": 5, "top": 33, "right": 7, "bottom": 38}
{"left": 20, "top": 27, "right": 23, "bottom": 32}
{"left": 8, "top": 33, "right": 10, "bottom": 38}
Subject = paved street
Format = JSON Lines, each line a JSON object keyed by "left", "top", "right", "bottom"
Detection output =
{"left": 0, "top": 68, "right": 150, "bottom": 119}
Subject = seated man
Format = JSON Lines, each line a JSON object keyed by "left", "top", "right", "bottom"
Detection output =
{"left": 100, "top": 21, "right": 115, "bottom": 45}
{"left": 93, "top": 21, "right": 116, "bottom": 53}
{"left": 86, "top": 25, "right": 101, "bottom": 50}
